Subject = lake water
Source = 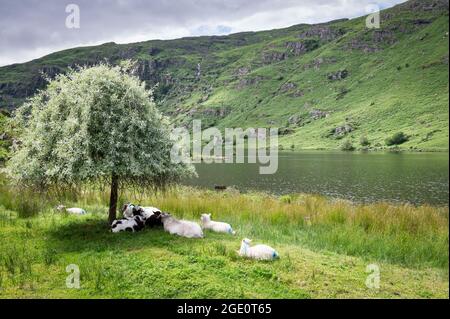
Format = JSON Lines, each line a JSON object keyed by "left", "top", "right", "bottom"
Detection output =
{"left": 183, "top": 151, "right": 449, "bottom": 206}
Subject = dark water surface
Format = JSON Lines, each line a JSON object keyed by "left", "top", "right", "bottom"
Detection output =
{"left": 183, "top": 151, "right": 449, "bottom": 205}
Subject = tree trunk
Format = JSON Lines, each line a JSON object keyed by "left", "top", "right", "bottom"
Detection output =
{"left": 108, "top": 173, "right": 119, "bottom": 224}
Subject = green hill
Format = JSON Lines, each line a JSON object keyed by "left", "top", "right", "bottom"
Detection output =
{"left": 0, "top": 0, "right": 448, "bottom": 151}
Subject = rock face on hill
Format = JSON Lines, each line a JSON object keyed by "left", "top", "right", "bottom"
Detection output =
{"left": 0, "top": 0, "right": 448, "bottom": 150}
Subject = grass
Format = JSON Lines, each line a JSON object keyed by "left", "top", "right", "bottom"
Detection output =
{"left": 0, "top": 184, "right": 448, "bottom": 298}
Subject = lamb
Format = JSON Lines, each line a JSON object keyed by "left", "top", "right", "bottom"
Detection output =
{"left": 160, "top": 212, "right": 203, "bottom": 238}
{"left": 111, "top": 215, "right": 145, "bottom": 233}
{"left": 238, "top": 238, "right": 279, "bottom": 260}
{"left": 56, "top": 205, "right": 86, "bottom": 215}
{"left": 200, "top": 213, "right": 235, "bottom": 235}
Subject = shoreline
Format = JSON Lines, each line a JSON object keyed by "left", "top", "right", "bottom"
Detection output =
{"left": 180, "top": 184, "right": 450, "bottom": 209}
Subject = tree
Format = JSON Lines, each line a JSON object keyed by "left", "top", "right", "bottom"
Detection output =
{"left": 7, "top": 63, "right": 195, "bottom": 224}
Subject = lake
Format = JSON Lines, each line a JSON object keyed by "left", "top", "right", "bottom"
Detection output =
{"left": 183, "top": 151, "right": 449, "bottom": 206}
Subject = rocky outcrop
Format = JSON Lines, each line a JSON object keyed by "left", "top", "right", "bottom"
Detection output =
{"left": 261, "top": 51, "right": 287, "bottom": 64}
{"left": 280, "top": 82, "right": 297, "bottom": 92}
{"left": 372, "top": 30, "right": 397, "bottom": 44}
{"left": 298, "top": 26, "right": 345, "bottom": 41}
{"left": 134, "top": 59, "right": 182, "bottom": 84}
{"left": 310, "top": 109, "right": 330, "bottom": 120}
{"left": 234, "top": 67, "right": 250, "bottom": 77}
{"left": 344, "top": 29, "right": 397, "bottom": 53}
{"left": 327, "top": 69, "right": 349, "bottom": 81}
{"left": 303, "top": 57, "right": 337, "bottom": 70}
{"left": 403, "top": 0, "right": 449, "bottom": 12}
{"left": 288, "top": 114, "right": 302, "bottom": 125}
{"left": 332, "top": 124, "right": 354, "bottom": 137}
{"left": 187, "top": 107, "right": 231, "bottom": 119}
{"left": 262, "top": 39, "right": 321, "bottom": 65}
{"left": 236, "top": 76, "right": 263, "bottom": 89}
{"left": 285, "top": 42, "right": 309, "bottom": 55}
{"left": 344, "top": 39, "right": 380, "bottom": 53}
{"left": 202, "top": 107, "right": 231, "bottom": 118}
{"left": 285, "top": 39, "right": 320, "bottom": 56}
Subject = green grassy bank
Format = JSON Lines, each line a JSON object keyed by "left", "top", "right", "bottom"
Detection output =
{"left": 0, "top": 185, "right": 448, "bottom": 298}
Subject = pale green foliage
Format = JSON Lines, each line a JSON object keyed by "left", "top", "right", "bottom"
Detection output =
{"left": 7, "top": 63, "right": 195, "bottom": 189}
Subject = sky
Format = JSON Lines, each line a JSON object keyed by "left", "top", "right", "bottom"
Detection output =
{"left": 0, "top": 0, "right": 407, "bottom": 67}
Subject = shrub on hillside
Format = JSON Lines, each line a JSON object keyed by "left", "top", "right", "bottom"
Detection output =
{"left": 359, "top": 135, "right": 370, "bottom": 147}
{"left": 385, "top": 132, "right": 409, "bottom": 146}
{"left": 340, "top": 140, "right": 355, "bottom": 151}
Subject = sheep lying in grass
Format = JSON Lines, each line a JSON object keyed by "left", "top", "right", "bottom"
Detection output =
{"left": 121, "top": 203, "right": 139, "bottom": 218}
{"left": 201, "top": 213, "right": 235, "bottom": 235}
{"left": 238, "top": 238, "right": 279, "bottom": 260}
{"left": 111, "top": 215, "right": 145, "bottom": 233}
{"left": 121, "top": 203, "right": 163, "bottom": 228}
{"left": 160, "top": 212, "right": 203, "bottom": 238}
{"left": 140, "top": 206, "right": 163, "bottom": 227}
{"left": 56, "top": 205, "right": 86, "bottom": 215}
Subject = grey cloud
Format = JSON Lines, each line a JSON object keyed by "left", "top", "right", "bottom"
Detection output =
{"left": 0, "top": 0, "right": 406, "bottom": 66}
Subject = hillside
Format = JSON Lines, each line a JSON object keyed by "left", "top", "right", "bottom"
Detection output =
{"left": 0, "top": 0, "right": 448, "bottom": 151}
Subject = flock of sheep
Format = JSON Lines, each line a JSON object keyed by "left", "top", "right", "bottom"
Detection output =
{"left": 57, "top": 203, "right": 279, "bottom": 261}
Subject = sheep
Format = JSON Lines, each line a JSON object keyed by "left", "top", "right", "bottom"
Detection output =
{"left": 121, "top": 203, "right": 163, "bottom": 228}
{"left": 111, "top": 215, "right": 145, "bottom": 233}
{"left": 200, "top": 213, "right": 235, "bottom": 235}
{"left": 238, "top": 238, "right": 279, "bottom": 260}
{"left": 142, "top": 210, "right": 163, "bottom": 228}
{"left": 160, "top": 212, "right": 203, "bottom": 238}
{"left": 56, "top": 205, "right": 86, "bottom": 215}
{"left": 121, "top": 203, "right": 138, "bottom": 218}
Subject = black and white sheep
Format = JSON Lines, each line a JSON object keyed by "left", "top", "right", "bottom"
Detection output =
{"left": 111, "top": 215, "right": 145, "bottom": 233}
{"left": 121, "top": 203, "right": 163, "bottom": 228}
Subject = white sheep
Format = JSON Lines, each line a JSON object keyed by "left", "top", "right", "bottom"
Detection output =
{"left": 56, "top": 205, "right": 86, "bottom": 215}
{"left": 238, "top": 238, "right": 279, "bottom": 260}
{"left": 160, "top": 212, "right": 203, "bottom": 238}
{"left": 200, "top": 213, "right": 235, "bottom": 235}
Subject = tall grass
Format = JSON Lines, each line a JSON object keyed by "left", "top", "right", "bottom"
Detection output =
{"left": 146, "top": 187, "right": 449, "bottom": 269}
{"left": 0, "top": 182, "right": 448, "bottom": 269}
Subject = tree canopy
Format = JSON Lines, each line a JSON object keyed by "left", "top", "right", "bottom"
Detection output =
{"left": 7, "top": 63, "right": 195, "bottom": 222}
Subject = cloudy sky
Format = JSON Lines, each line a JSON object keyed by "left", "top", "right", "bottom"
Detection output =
{"left": 0, "top": 0, "right": 406, "bottom": 67}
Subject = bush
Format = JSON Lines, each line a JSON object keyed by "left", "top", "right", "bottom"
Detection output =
{"left": 340, "top": 140, "right": 355, "bottom": 151}
{"left": 385, "top": 132, "right": 409, "bottom": 146}
{"left": 359, "top": 136, "right": 370, "bottom": 147}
